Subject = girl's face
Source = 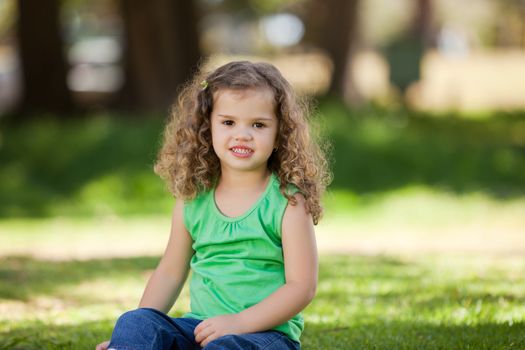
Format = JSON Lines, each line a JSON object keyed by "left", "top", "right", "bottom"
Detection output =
{"left": 210, "top": 88, "right": 278, "bottom": 175}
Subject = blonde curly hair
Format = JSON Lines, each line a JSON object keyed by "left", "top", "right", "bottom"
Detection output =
{"left": 154, "top": 60, "right": 331, "bottom": 224}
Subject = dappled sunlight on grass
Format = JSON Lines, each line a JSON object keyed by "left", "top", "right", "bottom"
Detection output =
{"left": 0, "top": 254, "right": 192, "bottom": 339}
{"left": 299, "top": 254, "right": 525, "bottom": 348}
{"left": 1, "top": 253, "right": 524, "bottom": 349}
{"left": 0, "top": 255, "right": 158, "bottom": 302}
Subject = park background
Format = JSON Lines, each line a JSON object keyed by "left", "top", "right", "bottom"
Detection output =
{"left": 0, "top": 0, "right": 524, "bottom": 349}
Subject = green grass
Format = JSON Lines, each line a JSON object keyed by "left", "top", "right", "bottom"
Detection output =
{"left": 303, "top": 255, "right": 525, "bottom": 349}
{"left": 0, "top": 252, "right": 523, "bottom": 349}
{"left": 1, "top": 105, "right": 524, "bottom": 348}
{"left": 0, "top": 208, "right": 523, "bottom": 350}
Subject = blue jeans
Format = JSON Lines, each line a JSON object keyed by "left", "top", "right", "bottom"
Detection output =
{"left": 107, "top": 308, "right": 301, "bottom": 350}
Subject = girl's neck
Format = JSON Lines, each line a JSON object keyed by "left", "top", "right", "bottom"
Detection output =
{"left": 217, "top": 168, "right": 271, "bottom": 193}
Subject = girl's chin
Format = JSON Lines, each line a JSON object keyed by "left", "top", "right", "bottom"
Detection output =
{"left": 230, "top": 151, "right": 254, "bottom": 159}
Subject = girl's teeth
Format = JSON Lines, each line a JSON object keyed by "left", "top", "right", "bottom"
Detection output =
{"left": 233, "top": 148, "right": 251, "bottom": 154}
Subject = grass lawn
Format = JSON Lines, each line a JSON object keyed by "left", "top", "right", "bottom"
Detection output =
{"left": 0, "top": 249, "right": 524, "bottom": 349}
{"left": 1, "top": 191, "right": 524, "bottom": 349}
{"left": 1, "top": 104, "right": 524, "bottom": 348}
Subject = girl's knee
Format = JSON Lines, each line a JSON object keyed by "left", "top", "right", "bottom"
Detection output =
{"left": 116, "top": 308, "right": 159, "bottom": 325}
{"left": 110, "top": 308, "right": 175, "bottom": 348}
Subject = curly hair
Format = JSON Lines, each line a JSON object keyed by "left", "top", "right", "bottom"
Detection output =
{"left": 154, "top": 60, "right": 331, "bottom": 224}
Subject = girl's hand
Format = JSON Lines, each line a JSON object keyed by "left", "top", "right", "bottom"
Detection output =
{"left": 194, "top": 314, "right": 245, "bottom": 347}
{"left": 95, "top": 340, "right": 110, "bottom": 350}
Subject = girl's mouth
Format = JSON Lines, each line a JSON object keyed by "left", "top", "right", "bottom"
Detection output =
{"left": 230, "top": 146, "right": 254, "bottom": 158}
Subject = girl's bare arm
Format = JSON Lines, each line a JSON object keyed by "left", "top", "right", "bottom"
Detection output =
{"left": 236, "top": 193, "right": 318, "bottom": 330}
{"left": 138, "top": 199, "right": 194, "bottom": 313}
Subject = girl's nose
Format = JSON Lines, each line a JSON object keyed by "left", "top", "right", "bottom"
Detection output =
{"left": 234, "top": 127, "right": 253, "bottom": 141}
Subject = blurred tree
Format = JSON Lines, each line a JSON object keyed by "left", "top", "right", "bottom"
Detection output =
{"left": 384, "top": 0, "right": 435, "bottom": 105}
{"left": 117, "top": 0, "right": 202, "bottom": 112}
{"left": 412, "top": 0, "right": 434, "bottom": 47}
{"left": 0, "top": 0, "right": 16, "bottom": 40}
{"left": 495, "top": 0, "right": 525, "bottom": 47}
{"left": 304, "top": 0, "right": 360, "bottom": 105}
{"left": 16, "top": 0, "right": 75, "bottom": 115}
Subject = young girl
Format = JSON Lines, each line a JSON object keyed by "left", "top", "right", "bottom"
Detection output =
{"left": 96, "top": 60, "right": 330, "bottom": 350}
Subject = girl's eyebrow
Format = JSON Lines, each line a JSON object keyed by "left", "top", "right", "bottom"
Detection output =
{"left": 217, "top": 114, "right": 274, "bottom": 121}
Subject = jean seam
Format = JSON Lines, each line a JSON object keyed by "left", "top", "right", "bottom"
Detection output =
{"left": 260, "top": 333, "right": 283, "bottom": 350}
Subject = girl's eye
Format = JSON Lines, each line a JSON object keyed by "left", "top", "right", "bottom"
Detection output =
{"left": 222, "top": 120, "right": 234, "bottom": 126}
{"left": 253, "top": 122, "right": 265, "bottom": 128}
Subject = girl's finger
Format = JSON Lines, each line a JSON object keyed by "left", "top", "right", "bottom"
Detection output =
{"left": 196, "top": 326, "right": 216, "bottom": 345}
{"left": 194, "top": 320, "right": 210, "bottom": 336}
{"left": 201, "top": 331, "right": 219, "bottom": 347}
{"left": 95, "top": 340, "right": 109, "bottom": 350}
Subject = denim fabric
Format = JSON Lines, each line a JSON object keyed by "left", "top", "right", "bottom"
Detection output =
{"left": 107, "top": 308, "right": 301, "bottom": 350}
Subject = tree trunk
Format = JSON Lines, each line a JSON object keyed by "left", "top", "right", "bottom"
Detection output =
{"left": 16, "top": 0, "right": 74, "bottom": 116}
{"left": 412, "top": 0, "right": 434, "bottom": 47}
{"left": 117, "top": 0, "right": 202, "bottom": 112}
{"left": 305, "top": 0, "right": 360, "bottom": 104}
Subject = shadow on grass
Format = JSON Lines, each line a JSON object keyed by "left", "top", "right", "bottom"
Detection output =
{"left": 0, "top": 254, "right": 415, "bottom": 301}
{"left": 313, "top": 255, "right": 525, "bottom": 321}
{"left": 301, "top": 320, "right": 525, "bottom": 350}
{"left": 1, "top": 318, "right": 523, "bottom": 350}
{"left": 318, "top": 254, "right": 416, "bottom": 280}
{"left": 4, "top": 253, "right": 524, "bottom": 306}
{"left": 0, "top": 319, "right": 113, "bottom": 350}
{"left": 0, "top": 255, "right": 159, "bottom": 301}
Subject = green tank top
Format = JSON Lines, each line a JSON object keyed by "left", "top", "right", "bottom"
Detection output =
{"left": 182, "top": 173, "right": 303, "bottom": 343}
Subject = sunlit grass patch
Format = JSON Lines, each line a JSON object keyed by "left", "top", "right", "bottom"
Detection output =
{"left": 0, "top": 216, "right": 171, "bottom": 259}
{"left": 1, "top": 186, "right": 524, "bottom": 260}
{"left": 324, "top": 185, "right": 525, "bottom": 230}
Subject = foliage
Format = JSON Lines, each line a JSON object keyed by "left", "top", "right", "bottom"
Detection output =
{"left": 319, "top": 100, "right": 525, "bottom": 196}
{"left": 0, "top": 114, "right": 170, "bottom": 217}
{"left": 1, "top": 103, "right": 524, "bottom": 218}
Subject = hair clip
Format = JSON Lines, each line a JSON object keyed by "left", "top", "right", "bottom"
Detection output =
{"left": 200, "top": 79, "right": 208, "bottom": 90}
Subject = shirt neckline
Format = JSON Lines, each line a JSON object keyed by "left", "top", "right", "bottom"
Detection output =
{"left": 212, "top": 173, "right": 276, "bottom": 222}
